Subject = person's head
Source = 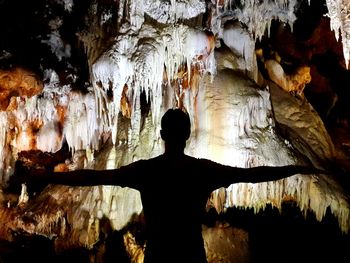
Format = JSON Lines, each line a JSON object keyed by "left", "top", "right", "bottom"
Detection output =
{"left": 160, "top": 108, "right": 191, "bottom": 151}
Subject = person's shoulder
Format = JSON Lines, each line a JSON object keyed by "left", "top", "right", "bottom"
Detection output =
{"left": 140, "top": 154, "right": 165, "bottom": 166}
{"left": 184, "top": 155, "right": 216, "bottom": 166}
{"left": 190, "top": 155, "right": 214, "bottom": 163}
{"left": 148, "top": 155, "right": 164, "bottom": 162}
{"left": 191, "top": 156, "right": 234, "bottom": 170}
{"left": 184, "top": 154, "right": 198, "bottom": 161}
{"left": 122, "top": 158, "right": 149, "bottom": 169}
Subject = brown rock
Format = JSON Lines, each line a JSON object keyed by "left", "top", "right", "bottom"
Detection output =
{"left": 0, "top": 67, "right": 43, "bottom": 111}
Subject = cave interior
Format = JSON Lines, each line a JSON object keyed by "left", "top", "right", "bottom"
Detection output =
{"left": 0, "top": 0, "right": 350, "bottom": 262}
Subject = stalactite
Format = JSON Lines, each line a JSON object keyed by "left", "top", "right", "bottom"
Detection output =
{"left": 218, "top": 0, "right": 297, "bottom": 40}
{"left": 92, "top": 23, "right": 215, "bottom": 144}
{"left": 64, "top": 91, "right": 102, "bottom": 153}
{"left": 222, "top": 22, "right": 258, "bottom": 82}
{"left": 0, "top": 1, "right": 349, "bottom": 256}
{"left": 142, "top": 0, "right": 206, "bottom": 24}
{"left": 325, "top": 0, "right": 350, "bottom": 68}
{"left": 209, "top": 173, "right": 350, "bottom": 234}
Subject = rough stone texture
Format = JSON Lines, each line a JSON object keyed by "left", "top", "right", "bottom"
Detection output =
{"left": 0, "top": 68, "right": 43, "bottom": 110}
{"left": 269, "top": 80, "right": 336, "bottom": 167}
{"left": 0, "top": 0, "right": 349, "bottom": 262}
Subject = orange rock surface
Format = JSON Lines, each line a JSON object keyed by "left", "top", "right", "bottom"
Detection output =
{"left": 0, "top": 67, "right": 43, "bottom": 111}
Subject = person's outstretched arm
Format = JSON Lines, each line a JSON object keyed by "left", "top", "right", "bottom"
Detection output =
{"left": 200, "top": 159, "right": 326, "bottom": 190}
{"left": 232, "top": 165, "right": 323, "bottom": 183}
{"left": 36, "top": 168, "right": 117, "bottom": 186}
{"left": 18, "top": 160, "right": 146, "bottom": 189}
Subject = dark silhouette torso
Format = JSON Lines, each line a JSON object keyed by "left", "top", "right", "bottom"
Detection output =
{"left": 119, "top": 154, "right": 223, "bottom": 263}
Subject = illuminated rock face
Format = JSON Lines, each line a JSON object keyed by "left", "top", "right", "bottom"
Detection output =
{"left": 0, "top": 0, "right": 349, "bottom": 261}
{"left": 202, "top": 223, "right": 250, "bottom": 263}
{"left": 0, "top": 68, "right": 43, "bottom": 110}
{"left": 264, "top": 59, "right": 311, "bottom": 96}
{"left": 325, "top": 0, "right": 350, "bottom": 68}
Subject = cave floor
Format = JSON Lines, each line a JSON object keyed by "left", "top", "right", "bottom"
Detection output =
{"left": 0, "top": 204, "right": 349, "bottom": 263}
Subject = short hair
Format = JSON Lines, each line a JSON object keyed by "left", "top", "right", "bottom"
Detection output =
{"left": 161, "top": 108, "right": 191, "bottom": 142}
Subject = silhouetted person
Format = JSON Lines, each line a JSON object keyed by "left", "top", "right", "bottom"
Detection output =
{"left": 24, "top": 108, "right": 323, "bottom": 263}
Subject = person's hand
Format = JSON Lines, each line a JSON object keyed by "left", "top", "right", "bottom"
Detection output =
{"left": 6, "top": 161, "right": 28, "bottom": 193}
{"left": 295, "top": 165, "right": 330, "bottom": 175}
{"left": 7, "top": 165, "right": 50, "bottom": 195}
